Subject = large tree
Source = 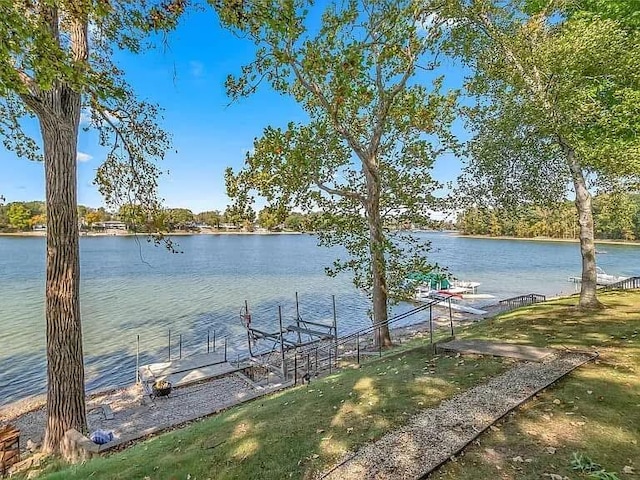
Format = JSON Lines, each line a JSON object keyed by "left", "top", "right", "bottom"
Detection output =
{"left": 447, "top": 0, "right": 640, "bottom": 308}
{"left": 218, "top": 0, "right": 456, "bottom": 345}
{"left": 1, "top": 0, "right": 179, "bottom": 455}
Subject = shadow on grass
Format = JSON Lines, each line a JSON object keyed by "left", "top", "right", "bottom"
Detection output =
{"left": 37, "top": 348, "right": 508, "bottom": 480}
{"left": 430, "top": 290, "right": 640, "bottom": 480}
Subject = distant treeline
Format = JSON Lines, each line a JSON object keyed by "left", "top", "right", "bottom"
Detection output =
{"left": 457, "top": 194, "right": 640, "bottom": 241}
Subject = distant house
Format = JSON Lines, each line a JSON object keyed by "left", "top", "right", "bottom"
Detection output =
{"left": 220, "top": 223, "right": 240, "bottom": 230}
{"left": 93, "top": 221, "right": 127, "bottom": 230}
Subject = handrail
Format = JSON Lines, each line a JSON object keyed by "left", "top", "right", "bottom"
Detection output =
{"left": 602, "top": 276, "right": 640, "bottom": 291}
{"left": 498, "top": 293, "right": 546, "bottom": 309}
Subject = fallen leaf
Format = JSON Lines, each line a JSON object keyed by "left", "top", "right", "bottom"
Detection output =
{"left": 512, "top": 456, "right": 524, "bottom": 463}
{"left": 587, "top": 390, "right": 593, "bottom": 395}
{"left": 553, "top": 399, "right": 561, "bottom": 405}
{"left": 346, "top": 427, "right": 354, "bottom": 434}
{"left": 316, "top": 429, "right": 325, "bottom": 434}
{"left": 623, "top": 466, "right": 635, "bottom": 474}
{"left": 543, "top": 474, "right": 568, "bottom": 480}
{"left": 490, "top": 426, "right": 500, "bottom": 432}
{"left": 546, "top": 447, "right": 557, "bottom": 454}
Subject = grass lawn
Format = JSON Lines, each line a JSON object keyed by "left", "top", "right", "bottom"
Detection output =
{"left": 38, "top": 345, "right": 509, "bottom": 479}
{"left": 33, "top": 290, "right": 640, "bottom": 479}
{"left": 433, "top": 290, "right": 640, "bottom": 480}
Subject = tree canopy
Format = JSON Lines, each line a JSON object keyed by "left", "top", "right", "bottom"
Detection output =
{"left": 219, "top": 0, "right": 457, "bottom": 344}
{"left": 445, "top": 0, "right": 640, "bottom": 308}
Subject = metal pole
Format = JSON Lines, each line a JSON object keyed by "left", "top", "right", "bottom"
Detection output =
{"left": 332, "top": 295, "right": 338, "bottom": 363}
{"left": 294, "top": 354, "right": 298, "bottom": 385}
{"left": 307, "top": 354, "right": 310, "bottom": 380}
{"left": 179, "top": 334, "right": 182, "bottom": 359}
{"left": 168, "top": 329, "right": 171, "bottom": 361}
{"left": 136, "top": 334, "right": 140, "bottom": 384}
{"left": 278, "top": 306, "right": 287, "bottom": 379}
{"left": 213, "top": 330, "right": 216, "bottom": 352}
{"left": 448, "top": 297, "right": 454, "bottom": 337}
{"left": 430, "top": 304, "right": 435, "bottom": 354}
{"left": 378, "top": 326, "right": 382, "bottom": 357}
{"left": 315, "top": 347, "right": 318, "bottom": 376}
{"left": 224, "top": 337, "right": 227, "bottom": 362}
{"left": 356, "top": 333, "right": 360, "bottom": 364}
{"left": 328, "top": 349, "right": 332, "bottom": 374}
{"left": 295, "top": 292, "right": 301, "bottom": 345}
{"left": 207, "top": 328, "right": 210, "bottom": 354}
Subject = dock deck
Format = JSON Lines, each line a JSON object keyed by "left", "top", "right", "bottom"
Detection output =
{"left": 139, "top": 352, "right": 243, "bottom": 389}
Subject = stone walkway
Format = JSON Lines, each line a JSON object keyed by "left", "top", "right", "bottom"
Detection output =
{"left": 318, "top": 351, "right": 595, "bottom": 480}
{"left": 437, "top": 339, "right": 557, "bottom": 362}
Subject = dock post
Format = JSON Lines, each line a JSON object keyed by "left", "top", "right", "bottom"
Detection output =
{"left": 314, "top": 347, "right": 318, "bottom": 376}
{"left": 168, "top": 329, "right": 171, "bottom": 361}
{"left": 294, "top": 354, "right": 298, "bottom": 385}
{"left": 278, "top": 306, "right": 287, "bottom": 380}
{"left": 179, "top": 334, "right": 182, "bottom": 359}
{"left": 448, "top": 297, "right": 454, "bottom": 337}
{"left": 332, "top": 295, "right": 338, "bottom": 364}
{"left": 429, "top": 305, "right": 434, "bottom": 353}
{"left": 136, "top": 334, "right": 140, "bottom": 384}
{"left": 207, "top": 328, "right": 210, "bottom": 354}
{"left": 356, "top": 333, "right": 360, "bottom": 364}
{"left": 224, "top": 337, "right": 228, "bottom": 362}
{"left": 295, "top": 292, "right": 302, "bottom": 345}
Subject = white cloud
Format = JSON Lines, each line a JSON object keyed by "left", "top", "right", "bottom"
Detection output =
{"left": 190, "top": 61, "right": 204, "bottom": 78}
{"left": 77, "top": 152, "right": 93, "bottom": 163}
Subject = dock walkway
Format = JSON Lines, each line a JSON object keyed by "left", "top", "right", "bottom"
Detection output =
{"left": 139, "top": 352, "right": 242, "bottom": 389}
{"left": 437, "top": 339, "right": 556, "bottom": 362}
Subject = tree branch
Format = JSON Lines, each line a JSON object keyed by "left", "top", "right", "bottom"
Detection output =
{"left": 314, "top": 180, "right": 365, "bottom": 204}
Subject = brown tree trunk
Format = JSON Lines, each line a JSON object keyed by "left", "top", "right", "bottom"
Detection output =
{"left": 364, "top": 163, "right": 392, "bottom": 347}
{"left": 40, "top": 84, "right": 87, "bottom": 455}
{"left": 565, "top": 145, "right": 603, "bottom": 310}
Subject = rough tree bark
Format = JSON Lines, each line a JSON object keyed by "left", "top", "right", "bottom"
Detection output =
{"left": 364, "top": 160, "right": 392, "bottom": 347}
{"left": 39, "top": 85, "right": 88, "bottom": 455}
{"left": 565, "top": 144, "right": 603, "bottom": 309}
{"left": 28, "top": 6, "right": 89, "bottom": 455}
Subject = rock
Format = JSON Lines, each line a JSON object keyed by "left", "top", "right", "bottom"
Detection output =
{"left": 623, "top": 466, "right": 635, "bottom": 474}
{"left": 26, "top": 439, "right": 39, "bottom": 452}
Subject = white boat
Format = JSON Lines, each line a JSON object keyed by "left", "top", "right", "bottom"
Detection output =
{"left": 414, "top": 288, "right": 489, "bottom": 315}
{"left": 567, "top": 267, "right": 628, "bottom": 286}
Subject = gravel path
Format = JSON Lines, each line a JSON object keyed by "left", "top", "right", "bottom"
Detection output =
{"left": 6, "top": 374, "right": 257, "bottom": 451}
{"left": 319, "top": 352, "right": 594, "bottom": 480}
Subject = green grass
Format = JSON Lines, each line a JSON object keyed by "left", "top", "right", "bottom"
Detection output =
{"left": 38, "top": 345, "right": 508, "bottom": 480}
{"left": 35, "top": 291, "right": 640, "bottom": 479}
{"left": 434, "top": 290, "right": 640, "bottom": 480}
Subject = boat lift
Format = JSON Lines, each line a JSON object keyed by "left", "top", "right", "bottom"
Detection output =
{"left": 240, "top": 293, "right": 338, "bottom": 380}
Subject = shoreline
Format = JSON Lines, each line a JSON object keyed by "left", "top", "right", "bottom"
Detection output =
{"left": 0, "top": 230, "right": 304, "bottom": 237}
{"left": 0, "top": 291, "right": 574, "bottom": 421}
{"left": 451, "top": 233, "right": 640, "bottom": 247}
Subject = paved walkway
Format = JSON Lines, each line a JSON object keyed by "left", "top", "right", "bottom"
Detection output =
{"left": 437, "top": 339, "right": 557, "bottom": 362}
{"left": 318, "top": 351, "right": 594, "bottom": 480}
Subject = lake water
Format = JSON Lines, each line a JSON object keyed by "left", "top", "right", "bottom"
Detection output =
{"left": 1, "top": 232, "right": 638, "bottom": 406}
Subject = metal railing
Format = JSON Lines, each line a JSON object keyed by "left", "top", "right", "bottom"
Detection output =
{"left": 602, "top": 276, "right": 640, "bottom": 291}
{"left": 498, "top": 293, "right": 547, "bottom": 309}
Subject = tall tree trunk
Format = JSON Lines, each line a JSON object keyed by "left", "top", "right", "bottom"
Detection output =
{"left": 40, "top": 84, "right": 87, "bottom": 455}
{"left": 565, "top": 145, "right": 603, "bottom": 309}
{"left": 364, "top": 163, "right": 392, "bottom": 347}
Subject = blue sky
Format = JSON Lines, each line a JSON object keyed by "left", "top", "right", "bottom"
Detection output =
{"left": 0, "top": 7, "right": 467, "bottom": 213}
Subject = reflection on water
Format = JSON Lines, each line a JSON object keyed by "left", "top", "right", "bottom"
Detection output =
{"left": 0, "top": 233, "right": 638, "bottom": 405}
